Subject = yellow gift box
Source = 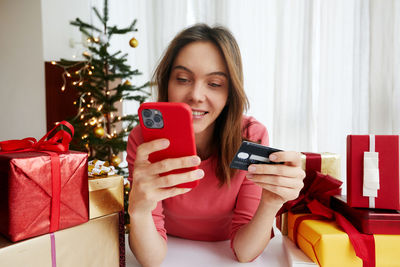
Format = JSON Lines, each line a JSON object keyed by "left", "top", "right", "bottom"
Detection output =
{"left": 277, "top": 153, "right": 341, "bottom": 235}
{"left": 0, "top": 213, "right": 120, "bottom": 267}
{"left": 89, "top": 175, "right": 124, "bottom": 219}
{"left": 288, "top": 212, "right": 400, "bottom": 267}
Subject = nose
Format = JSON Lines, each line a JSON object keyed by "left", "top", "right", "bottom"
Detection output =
{"left": 188, "top": 81, "right": 206, "bottom": 102}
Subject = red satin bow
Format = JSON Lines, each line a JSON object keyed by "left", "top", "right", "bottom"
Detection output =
{"left": 277, "top": 171, "right": 343, "bottom": 216}
{"left": 0, "top": 121, "right": 74, "bottom": 153}
{"left": 0, "top": 121, "right": 74, "bottom": 233}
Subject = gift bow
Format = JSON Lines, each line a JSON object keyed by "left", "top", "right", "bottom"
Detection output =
{"left": 0, "top": 121, "right": 74, "bottom": 233}
{"left": 0, "top": 121, "right": 73, "bottom": 153}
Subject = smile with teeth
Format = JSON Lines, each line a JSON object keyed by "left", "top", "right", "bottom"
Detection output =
{"left": 192, "top": 110, "right": 208, "bottom": 116}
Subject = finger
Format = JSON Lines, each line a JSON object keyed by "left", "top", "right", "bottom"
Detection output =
{"left": 268, "top": 151, "right": 302, "bottom": 167}
{"left": 147, "top": 155, "right": 201, "bottom": 175}
{"left": 157, "top": 187, "right": 193, "bottom": 200}
{"left": 135, "top": 138, "right": 170, "bottom": 163}
{"left": 247, "top": 175, "right": 304, "bottom": 189}
{"left": 155, "top": 169, "right": 205, "bottom": 188}
{"left": 254, "top": 183, "right": 300, "bottom": 201}
{"left": 248, "top": 163, "right": 305, "bottom": 178}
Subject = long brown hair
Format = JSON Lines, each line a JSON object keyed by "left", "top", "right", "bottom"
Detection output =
{"left": 153, "top": 23, "right": 249, "bottom": 185}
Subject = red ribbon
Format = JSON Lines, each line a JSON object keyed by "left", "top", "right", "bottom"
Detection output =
{"left": 276, "top": 153, "right": 376, "bottom": 267}
{"left": 0, "top": 121, "right": 74, "bottom": 233}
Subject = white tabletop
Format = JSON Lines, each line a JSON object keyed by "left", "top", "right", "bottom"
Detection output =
{"left": 125, "top": 230, "right": 289, "bottom": 267}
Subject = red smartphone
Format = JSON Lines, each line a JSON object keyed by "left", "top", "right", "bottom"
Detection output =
{"left": 138, "top": 102, "right": 199, "bottom": 188}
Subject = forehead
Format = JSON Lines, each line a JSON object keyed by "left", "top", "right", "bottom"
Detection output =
{"left": 172, "top": 41, "right": 227, "bottom": 74}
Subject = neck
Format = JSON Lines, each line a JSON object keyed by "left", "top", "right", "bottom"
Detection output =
{"left": 195, "top": 125, "right": 215, "bottom": 160}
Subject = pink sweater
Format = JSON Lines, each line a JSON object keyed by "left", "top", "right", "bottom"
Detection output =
{"left": 126, "top": 116, "right": 269, "bottom": 242}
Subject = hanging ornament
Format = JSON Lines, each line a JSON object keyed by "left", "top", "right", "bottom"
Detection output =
{"left": 129, "top": 37, "right": 139, "bottom": 48}
{"left": 123, "top": 80, "right": 131, "bottom": 86}
{"left": 111, "top": 155, "right": 122, "bottom": 167}
{"left": 94, "top": 126, "right": 105, "bottom": 138}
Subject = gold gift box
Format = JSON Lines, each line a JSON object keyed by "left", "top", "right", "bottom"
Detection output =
{"left": 288, "top": 212, "right": 400, "bottom": 267}
{"left": 0, "top": 213, "right": 120, "bottom": 267}
{"left": 300, "top": 152, "right": 341, "bottom": 180}
{"left": 89, "top": 175, "right": 124, "bottom": 219}
{"left": 278, "top": 153, "right": 341, "bottom": 235}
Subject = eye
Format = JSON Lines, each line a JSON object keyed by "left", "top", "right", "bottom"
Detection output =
{"left": 208, "top": 82, "right": 221, "bottom": 88}
{"left": 177, "top": 77, "right": 189, "bottom": 83}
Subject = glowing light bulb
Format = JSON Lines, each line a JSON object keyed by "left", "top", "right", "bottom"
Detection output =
{"left": 78, "top": 81, "right": 83, "bottom": 86}
{"left": 88, "top": 92, "right": 91, "bottom": 96}
{"left": 61, "top": 85, "right": 65, "bottom": 91}
{"left": 51, "top": 61, "right": 56, "bottom": 65}
{"left": 66, "top": 72, "right": 71, "bottom": 77}
{"left": 80, "top": 114, "right": 84, "bottom": 119}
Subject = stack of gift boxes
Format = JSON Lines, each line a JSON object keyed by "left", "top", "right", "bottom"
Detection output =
{"left": 0, "top": 122, "right": 125, "bottom": 267}
{"left": 278, "top": 135, "right": 400, "bottom": 267}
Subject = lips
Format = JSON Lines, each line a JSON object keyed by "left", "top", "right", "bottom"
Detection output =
{"left": 191, "top": 109, "right": 208, "bottom": 118}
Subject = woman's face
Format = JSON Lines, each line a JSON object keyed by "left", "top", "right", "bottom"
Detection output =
{"left": 168, "top": 41, "right": 229, "bottom": 136}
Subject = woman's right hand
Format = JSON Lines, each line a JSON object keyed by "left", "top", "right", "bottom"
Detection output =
{"left": 128, "top": 138, "right": 204, "bottom": 215}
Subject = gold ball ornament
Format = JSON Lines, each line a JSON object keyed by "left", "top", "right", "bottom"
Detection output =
{"left": 111, "top": 155, "right": 122, "bottom": 166}
{"left": 93, "top": 126, "right": 105, "bottom": 138}
{"left": 129, "top": 37, "right": 138, "bottom": 48}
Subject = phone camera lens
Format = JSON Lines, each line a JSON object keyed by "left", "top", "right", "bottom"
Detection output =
{"left": 153, "top": 114, "right": 162, "bottom": 123}
{"left": 144, "top": 119, "right": 154, "bottom": 127}
{"left": 143, "top": 109, "right": 152, "bottom": 117}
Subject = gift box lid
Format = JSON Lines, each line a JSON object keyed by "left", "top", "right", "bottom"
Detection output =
{"left": 330, "top": 195, "right": 400, "bottom": 235}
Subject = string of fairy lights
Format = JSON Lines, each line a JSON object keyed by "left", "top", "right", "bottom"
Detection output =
{"left": 51, "top": 36, "right": 134, "bottom": 142}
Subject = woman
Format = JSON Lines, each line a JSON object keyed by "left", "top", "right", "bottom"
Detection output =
{"left": 126, "top": 23, "right": 305, "bottom": 266}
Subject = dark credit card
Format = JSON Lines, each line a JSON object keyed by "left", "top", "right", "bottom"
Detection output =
{"left": 230, "top": 141, "right": 283, "bottom": 171}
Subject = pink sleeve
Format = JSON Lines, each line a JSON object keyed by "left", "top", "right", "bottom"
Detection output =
{"left": 126, "top": 126, "right": 167, "bottom": 240}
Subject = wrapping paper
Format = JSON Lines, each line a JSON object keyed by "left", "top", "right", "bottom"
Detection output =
{"left": 347, "top": 135, "right": 400, "bottom": 209}
{"left": 288, "top": 212, "right": 400, "bottom": 267}
{"left": 301, "top": 152, "right": 341, "bottom": 180}
{"left": 89, "top": 175, "right": 124, "bottom": 219}
{"left": 0, "top": 151, "right": 89, "bottom": 242}
{"left": 0, "top": 213, "right": 120, "bottom": 267}
{"left": 277, "top": 152, "right": 341, "bottom": 235}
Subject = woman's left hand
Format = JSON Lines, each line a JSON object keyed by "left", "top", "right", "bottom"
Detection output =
{"left": 246, "top": 151, "right": 306, "bottom": 208}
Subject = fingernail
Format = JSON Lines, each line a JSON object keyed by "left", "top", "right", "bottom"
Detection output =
{"left": 161, "top": 139, "right": 170, "bottom": 148}
{"left": 194, "top": 169, "right": 204, "bottom": 178}
{"left": 269, "top": 154, "right": 277, "bottom": 161}
{"left": 248, "top": 166, "right": 256, "bottom": 172}
{"left": 246, "top": 173, "right": 253, "bottom": 179}
{"left": 192, "top": 156, "right": 201, "bottom": 165}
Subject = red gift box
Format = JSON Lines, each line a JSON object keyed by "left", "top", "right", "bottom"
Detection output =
{"left": 331, "top": 195, "right": 400, "bottom": 235}
{"left": 0, "top": 121, "right": 89, "bottom": 242}
{"left": 347, "top": 135, "right": 400, "bottom": 210}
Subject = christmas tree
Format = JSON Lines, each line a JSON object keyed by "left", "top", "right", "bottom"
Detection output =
{"left": 53, "top": 0, "right": 149, "bottom": 230}
{"left": 53, "top": 0, "right": 149, "bottom": 173}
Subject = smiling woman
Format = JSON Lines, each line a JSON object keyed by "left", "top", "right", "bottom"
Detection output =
{"left": 126, "top": 24, "right": 305, "bottom": 266}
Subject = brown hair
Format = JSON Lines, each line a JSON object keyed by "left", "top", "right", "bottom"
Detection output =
{"left": 153, "top": 23, "right": 249, "bottom": 185}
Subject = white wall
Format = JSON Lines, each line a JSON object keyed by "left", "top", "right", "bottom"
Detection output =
{"left": 0, "top": 0, "right": 46, "bottom": 140}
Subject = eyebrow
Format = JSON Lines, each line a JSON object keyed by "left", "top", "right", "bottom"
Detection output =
{"left": 172, "top": 65, "right": 228, "bottom": 78}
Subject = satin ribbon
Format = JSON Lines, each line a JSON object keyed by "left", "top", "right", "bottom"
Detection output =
{"left": 50, "top": 233, "right": 57, "bottom": 267}
{"left": 276, "top": 153, "right": 376, "bottom": 267}
{"left": 0, "top": 121, "right": 74, "bottom": 233}
{"left": 363, "top": 135, "right": 380, "bottom": 208}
